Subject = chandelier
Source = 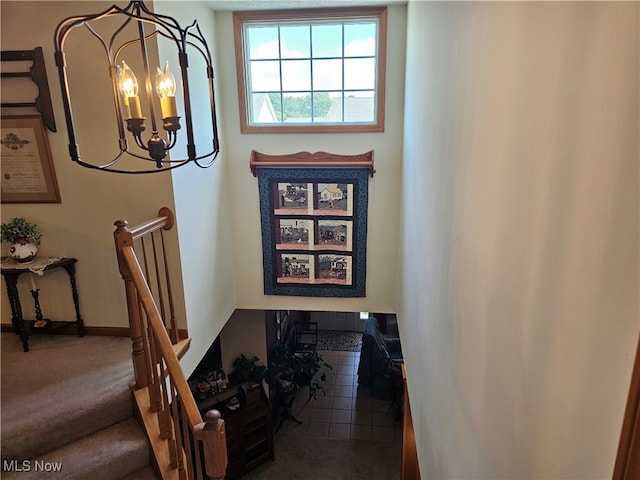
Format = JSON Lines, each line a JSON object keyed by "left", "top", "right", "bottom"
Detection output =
{"left": 54, "top": 1, "right": 220, "bottom": 174}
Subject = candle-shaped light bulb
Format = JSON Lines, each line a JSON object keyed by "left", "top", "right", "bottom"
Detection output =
{"left": 117, "top": 61, "right": 142, "bottom": 118}
{"left": 155, "top": 62, "right": 177, "bottom": 118}
{"left": 155, "top": 62, "right": 176, "bottom": 98}
{"left": 118, "top": 61, "right": 138, "bottom": 97}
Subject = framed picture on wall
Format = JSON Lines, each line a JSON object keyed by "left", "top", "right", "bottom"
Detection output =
{"left": 251, "top": 150, "right": 374, "bottom": 298}
{"left": 1, "top": 115, "right": 61, "bottom": 203}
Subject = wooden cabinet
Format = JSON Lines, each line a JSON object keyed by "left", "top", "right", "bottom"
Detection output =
{"left": 196, "top": 382, "right": 274, "bottom": 479}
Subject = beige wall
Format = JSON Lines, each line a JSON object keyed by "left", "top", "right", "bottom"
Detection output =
{"left": 398, "top": 1, "right": 639, "bottom": 478}
{"left": 219, "top": 309, "right": 268, "bottom": 375}
{"left": 214, "top": 6, "right": 406, "bottom": 315}
{"left": 0, "top": 1, "right": 235, "bottom": 376}
{"left": 1, "top": 1, "right": 176, "bottom": 329}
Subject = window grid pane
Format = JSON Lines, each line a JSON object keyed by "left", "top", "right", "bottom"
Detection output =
{"left": 249, "top": 60, "right": 281, "bottom": 91}
{"left": 246, "top": 23, "right": 377, "bottom": 124}
{"left": 236, "top": 7, "right": 385, "bottom": 130}
{"left": 282, "top": 59, "right": 311, "bottom": 91}
{"left": 280, "top": 25, "right": 310, "bottom": 58}
{"left": 311, "top": 24, "right": 343, "bottom": 58}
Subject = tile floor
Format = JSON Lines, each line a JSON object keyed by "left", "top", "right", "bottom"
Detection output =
{"left": 276, "top": 349, "right": 401, "bottom": 442}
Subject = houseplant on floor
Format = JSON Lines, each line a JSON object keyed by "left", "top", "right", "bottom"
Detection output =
{"left": 1, "top": 217, "right": 42, "bottom": 262}
{"left": 268, "top": 343, "right": 332, "bottom": 399}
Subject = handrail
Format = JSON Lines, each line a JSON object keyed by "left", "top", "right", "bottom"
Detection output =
{"left": 127, "top": 206, "right": 175, "bottom": 241}
{"left": 114, "top": 208, "right": 227, "bottom": 480}
{"left": 123, "top": 246, "right": 201, "bottom": 422}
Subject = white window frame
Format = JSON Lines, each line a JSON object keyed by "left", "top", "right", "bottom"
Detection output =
{"left": 233, "top": 7, "right": 387, "bottom": 134}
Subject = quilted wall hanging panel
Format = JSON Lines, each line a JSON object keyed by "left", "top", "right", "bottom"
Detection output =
{"left": 251, "top": 150, "right": 374, "bottom": 297}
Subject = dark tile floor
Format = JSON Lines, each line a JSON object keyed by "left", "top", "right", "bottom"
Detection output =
{"left": 242, "top": 349, "right": 403, "bottom": 479}
{"left": 280, "top": 350, "right": 400, "bottom": 442}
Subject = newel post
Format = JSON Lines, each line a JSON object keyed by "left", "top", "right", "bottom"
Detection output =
{"left": 114, "top": 220, "right": 150, "bottom": 389}
{"left": 198, "top": 410, "right": 228, "bottom": 480}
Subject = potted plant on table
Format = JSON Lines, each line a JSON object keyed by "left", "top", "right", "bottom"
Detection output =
{"left": 232, "top": 354, "right": 268, "bottom": 405}
{"left": 232, "top": 354, "right": 267, "bottom": 387}
{"left": 1, "top": 217, "right": 42, "bottom": 263}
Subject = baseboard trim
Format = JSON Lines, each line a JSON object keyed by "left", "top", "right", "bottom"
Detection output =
{"left": 1, "top": 324, "right": 188, "bottom": 339}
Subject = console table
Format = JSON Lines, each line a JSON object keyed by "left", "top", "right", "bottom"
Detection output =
{"left": 1, "top": 257, "right": 85, "bottom": 352}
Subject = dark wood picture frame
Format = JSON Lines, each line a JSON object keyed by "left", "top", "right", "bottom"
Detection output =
{"left": 1, "top": 115, "right": 61, "bottom": 203}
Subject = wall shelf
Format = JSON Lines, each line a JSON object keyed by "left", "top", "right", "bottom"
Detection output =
{"left": 1, "top": 47, "right": 56, "bottom": 132}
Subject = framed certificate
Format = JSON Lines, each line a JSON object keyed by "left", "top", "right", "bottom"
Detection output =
{"left": 1, "top": 115, "right": 61, "bottom": 203}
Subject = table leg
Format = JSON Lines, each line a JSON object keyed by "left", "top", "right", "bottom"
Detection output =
{"left": 19, "top": 319, "right": 32, "bottom": 352}
{"left": 31, "top": 289, "right": 43, "bottom": 321}
{"left": 2, "top": 273, "right": 23, "bottom": 333}
{"left": 62, "top": 262, "right": 85, "bottom": 337}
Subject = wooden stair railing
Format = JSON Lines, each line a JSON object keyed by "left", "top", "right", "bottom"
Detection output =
{"left": 613, "top": 333, "right": 640, "bottom": 480}
{"left": 114, "top": 207, "right": 227, "bottom": 480}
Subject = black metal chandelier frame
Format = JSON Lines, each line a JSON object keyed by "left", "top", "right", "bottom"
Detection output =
{"left": 54, "top": 1, "right": 220, "bottom": 174}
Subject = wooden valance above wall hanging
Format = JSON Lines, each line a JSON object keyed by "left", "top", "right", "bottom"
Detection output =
{"left": 251, "top": 150, "right": 373, "bottom": 298}
{"left": 249, "top": 150, "right": 375, "bottom": 177}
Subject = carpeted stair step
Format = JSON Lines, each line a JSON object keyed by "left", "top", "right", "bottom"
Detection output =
{"left": 1, "top": 335, "right": 135, "bottom": 461}
{"left": 1, "top": 417, "right": 150, "bottom": 480}
{"left": 1, "top": 385, "right": 134, "bottom": 462}
{"left": 1, "top": 334, "right": 157, "bottom": 478}
{"left": 119, "top": 465, "right": 160, "bottom": 480}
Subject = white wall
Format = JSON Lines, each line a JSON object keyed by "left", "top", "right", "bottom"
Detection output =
{"left": 214, "top": 6, "right": 406, "bottom": 315}
{"left": 398, "top": 1, "right": 639, "bottom": 478}
{"left": 154, "top": 2, "right": 237, "bottom": 376}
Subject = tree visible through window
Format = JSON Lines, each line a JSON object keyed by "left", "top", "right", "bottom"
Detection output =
{"left": 233, "top": 7, "right": 387, "bottom": 133}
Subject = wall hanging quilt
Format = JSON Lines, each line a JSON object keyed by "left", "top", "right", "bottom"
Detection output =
{"left": 251, "top": 150, "right": 374, "bottom": 297}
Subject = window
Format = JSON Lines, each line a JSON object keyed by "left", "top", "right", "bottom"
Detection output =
{"left": 233, "top": 7, "right": 387, "bottom": 133}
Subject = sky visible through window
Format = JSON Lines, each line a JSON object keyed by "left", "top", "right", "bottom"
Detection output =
{"left": 244, "top": 20, "right": 378, "bottom": 124}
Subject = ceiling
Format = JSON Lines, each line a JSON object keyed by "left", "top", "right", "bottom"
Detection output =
{"left": 203, "top": 0, "right": 406, "bottom": 11}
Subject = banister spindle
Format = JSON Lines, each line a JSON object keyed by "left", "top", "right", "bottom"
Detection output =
{"left": 160, "top": 229, "right": 179, "bottom": 343}
{"left": 150, "top": 232, "right": 168, "bottom": 329}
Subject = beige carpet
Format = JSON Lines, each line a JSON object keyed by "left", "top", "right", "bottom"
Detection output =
{"left": 1, "top": 332, "right": 154, "bottom": 479}
{"left": 1, "top": 333, "right": 134, "bottom": 457}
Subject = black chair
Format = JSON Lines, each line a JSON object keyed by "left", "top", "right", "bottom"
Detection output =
{"left": 357, "top": 316, "right": 403, "bottom": 400}
{"left": 294, "top": 320, "right": 318, "bottom": 355}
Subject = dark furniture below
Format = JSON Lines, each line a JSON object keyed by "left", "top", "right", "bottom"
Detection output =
{"left": 294, "top": 320, "right": 318, "bottom": 355}
{"left": 1, "top": 257, "right": 85, "bottom": 352}
{"left": 357, "top": 316, "right": 404, "bottom": 405}
{"left": 196, "top": 382, "right": 274, "bottom": 479}
{"left": 272, "top": 372, "right": 303, "bottom": 432}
